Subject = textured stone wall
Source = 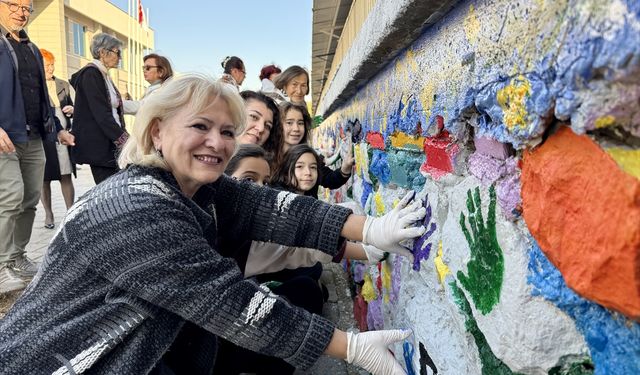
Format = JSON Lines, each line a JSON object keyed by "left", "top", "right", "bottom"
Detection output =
{"left": 312, "top": 0, "right": 640, "bottom": 373}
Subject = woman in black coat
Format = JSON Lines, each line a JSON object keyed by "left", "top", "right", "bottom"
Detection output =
{"left": 70, "top": 33, "right": 128, "bottom": 184}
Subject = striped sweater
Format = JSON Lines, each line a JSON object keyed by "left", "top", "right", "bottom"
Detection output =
{"left": 0, "top": 165, "right": 352, "bottom": 374}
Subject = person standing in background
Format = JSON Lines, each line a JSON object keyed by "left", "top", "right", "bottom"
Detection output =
{"left": 0, "top": 0, "right": 75, "bottom": 293}
{"left": 273, "top": 65, "right": 309, "bottom": 105}
{"left": 70, "top": 33, "right": 128, "bottom": 184}
{"left": 123, "top": 53, "right": 174, "bottom": 115}
{"left": 219, "top": 55, "right": 246, "bottom": 90}
{"left": 39, "top": 48, "right": 75, "bottom": 230}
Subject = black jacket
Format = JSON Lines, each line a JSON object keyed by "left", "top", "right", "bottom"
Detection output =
{"left": 70, "top": 64, "right": 126, "bottom": 168}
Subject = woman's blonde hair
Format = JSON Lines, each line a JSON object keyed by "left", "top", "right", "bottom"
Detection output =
{"left": 118, "top": 73, "right": 246, "bottom": 169}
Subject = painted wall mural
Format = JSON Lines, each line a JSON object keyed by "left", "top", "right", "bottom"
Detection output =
{"left": 313, "top": 0, "right": 640, "bottom": 373}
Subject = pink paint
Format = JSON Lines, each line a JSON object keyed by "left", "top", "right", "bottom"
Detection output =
{"left": 420, "top": 130, "right": 458, "bottom": 180}
{"left": 468, "top": 152, "right": 509, "bottom": 185}
{"left": 474, "top": 135, "right": 510, "bottom": 160}
{"left": 366, "top": 131, "right": 385, "bottom": 150}
{"left": 469, "top": 153, "right": 522, "bottom": 220}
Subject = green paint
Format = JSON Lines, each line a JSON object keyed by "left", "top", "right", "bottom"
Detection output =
{"left": 450, "top": 281, "right": 521, "bottom": 375}
{"left": 387, "top": 149, "right": 426, "bottom": 189}
{"left": 457, "top": 185, "right": 504, "bottom": 314}
{"left": 548, "top": 356, "right": 594, "bottom": 375}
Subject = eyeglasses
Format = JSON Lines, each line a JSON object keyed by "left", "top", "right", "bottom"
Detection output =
{"left": 107, "top": 49, "right": 121, "bottom": 58}
{"left": 142, "top": 65, "right": 159, "bottom": 71}
{"left": 1, "top": 1, "right": 33, "bottom": 14}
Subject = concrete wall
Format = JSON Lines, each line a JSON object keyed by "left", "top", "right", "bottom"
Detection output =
{"left": 313, "top": 0, "right": 640, "bottom": 373}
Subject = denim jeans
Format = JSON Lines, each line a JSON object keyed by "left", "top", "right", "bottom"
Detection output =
{"left": 0, "top": 138, "right": 45, "bottom": 265}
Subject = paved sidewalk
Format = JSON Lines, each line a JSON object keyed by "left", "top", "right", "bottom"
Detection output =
{"left": 25, "top": 166, "right": 95, "bottom": 262}
{"left": 2, "top": 167, "right": 365, "bottom": 374}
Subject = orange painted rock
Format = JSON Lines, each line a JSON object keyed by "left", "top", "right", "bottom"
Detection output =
{"left": 522, "top": 126, "right": 640, "bottom": 320}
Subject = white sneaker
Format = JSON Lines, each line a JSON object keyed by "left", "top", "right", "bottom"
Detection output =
{"left": 0, "top": 264, "right": 26, "bottom": 293}
{"left": 11, "top": 256, "right": 39, "bottom": 280}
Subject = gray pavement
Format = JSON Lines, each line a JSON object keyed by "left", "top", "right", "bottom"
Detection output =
{"left": 17, "top": 166, "right": 365, "bottom": 374}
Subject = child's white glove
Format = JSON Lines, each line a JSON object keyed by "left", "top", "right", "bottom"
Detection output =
{"left": 346, "top": 329, "right": 411, "bottom": 375}
{"left": 362, "top": 191, "right": 426, "bottom": 259}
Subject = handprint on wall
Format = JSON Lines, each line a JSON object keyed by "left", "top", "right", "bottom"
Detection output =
{"left": 457, "top": 185, "right": 504, "bottom": 314}
{"left": 412, "top": 194, "right": 437, "bottom": 271}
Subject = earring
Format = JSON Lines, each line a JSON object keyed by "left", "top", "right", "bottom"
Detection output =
{"left": 155, "top": 147, "right": 163, "bottom": 158}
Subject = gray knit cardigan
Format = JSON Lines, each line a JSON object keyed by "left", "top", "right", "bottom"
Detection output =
{"left": 0, "top": 165, "right": 352, "bottom": 374}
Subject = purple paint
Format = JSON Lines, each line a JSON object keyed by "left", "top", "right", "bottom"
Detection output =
{"left": 412, "top": 196, "right": 437, "bottom": 271}
{"left": 390, "top": 255, "right": 403, "bottom": 303}
{"left": 353, "top": 262, "right": 366, "bottom": 283}
{"left": 367, "top": 297, "right": 385, "bottom": 330}
{"left": 474, "top": 135, "right": 510, "bottom": 160}
{"left": 497, "top": 171, "right": 522, "bottom": 221}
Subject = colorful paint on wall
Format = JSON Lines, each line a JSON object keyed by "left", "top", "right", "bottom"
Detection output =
{"left": 370, "top": 150, "right": 392, "bottom": 185}
{"left": 496, "top": 75, "right": 532, "bottom": 131}
{"left": 391, "top": 131, "right": 425, "bottom": 151}
{"left": 412, "top": 196, "right": 437, "bottom": 271}
{"left": 450, "top": 281, "right": 520, "bottom": 375}
{"left": 434, "top": 242, "right": 451, "bottom": 286}
{"left": 403, "top": 341, "right": 417, "bottom": 375}
{"left": 388, "top": 150, "right": 426, "bottom": 188}
{"left": 528, "top": 242, "right": 640, "bottom": 374}
{"left": 420, "top": 129, "right": 458, "bottom": 180}
{"left": 606, "top": 148, "right": 640, "bottom": 179}
{"left": 366, "top": 131, "right": 386, "bottom": 150}
{"left": 522, "top": 126, "right": 640, "bottom": 319}
{"left": 457, "top": 185, "right": 504, "bottom": 315}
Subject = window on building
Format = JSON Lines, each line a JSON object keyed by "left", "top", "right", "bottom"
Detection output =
{"left": 66, "top": 19, "right": 86, "bottom": 57}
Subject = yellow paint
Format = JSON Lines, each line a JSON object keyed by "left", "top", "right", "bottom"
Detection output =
{"left": 434, "top": 242, "right": 451, "bottom": 286}
{"left": 392, "top": 198, "right": 400, "bottom": 209}
{"left": 419, "top": 80, "right": 436, "bottom": 120}
{"left": 463, "top": 5, "right": 481, "bottom": 44}
{"left": 374, "top": 191, "right": 386, "bottom": 216}
{"left": 381, "top": 113, "right": 388, "bottom": 133}
{"left": 400, "top": 95, "right": 409, "bottom": 119}
{"left": 390, "top": 131, "right": 425, "bottom": 150}
{"left": 362, "top": 273, "right": 377, "bottom": 302}
{"left": 354, "top": 143, "right": 363, "bottom": 177}
{"left": 496, "top": 75, "right": 531, "bottom": 131}
{"left": 382, "top": 260, "right": 392, "bottom": 304}
{"left": 595, "top": 115, "right": 616, "bottom": 129}
{"left": 606, "top": 148, "right": 640, "bottom": 179}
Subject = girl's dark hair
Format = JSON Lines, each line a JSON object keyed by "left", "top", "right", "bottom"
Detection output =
{"left": 271, "top": 144, "right": 322, "bottom": 193}
{"left": 265, "top": 102, "right": 312, "bottom": 171}
{"left": 144, "top": 53, "right": 174, "bottom": 82}
{"left": 273, "top": 65, "right": 310, "bottom": 95}
{"left": 240, "top": 90, "right": 281, "bottom": 148}
{"left": 225, "top": 144, "right": 268, "bottom": 175}
{"left": 259, "top": 64, "right": 281, "bottom": 80}
{"left": 221, "top": 56, "right": 244, "bottom": 74}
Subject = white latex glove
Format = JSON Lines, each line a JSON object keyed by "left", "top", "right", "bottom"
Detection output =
{"left": 362, "top": 191, "right": 426, "bottom": 258}
{"left": 363, "top": 244, "right": 386, "bottom": 263}
{"left": 347, "top": 329, "right": 411, "bottom": 375}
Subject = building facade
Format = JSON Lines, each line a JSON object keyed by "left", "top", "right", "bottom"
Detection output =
{"left": 28, "top": 0, "right": 154, "bottom": 102}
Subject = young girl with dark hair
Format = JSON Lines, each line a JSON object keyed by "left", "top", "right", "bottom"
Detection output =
{"left": 265, "top": 103, "right": 355, "bottom": 197}
{"left": 215, "top": 144, "right": 386, "bottom": 374}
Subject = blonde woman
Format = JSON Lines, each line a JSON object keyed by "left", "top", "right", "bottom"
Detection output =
{"left": 0, "top": 74, "right": 426, "bottom": 375}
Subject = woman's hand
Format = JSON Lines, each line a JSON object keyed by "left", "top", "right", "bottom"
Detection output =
{"left": 62, "top": 105, "right": 74, "bottom": 116}
{"left": 361, "top": 191, "right": 426, "bottom": 258}
{"left": 347, "top": 329, "right": 411, "bottom": 375}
